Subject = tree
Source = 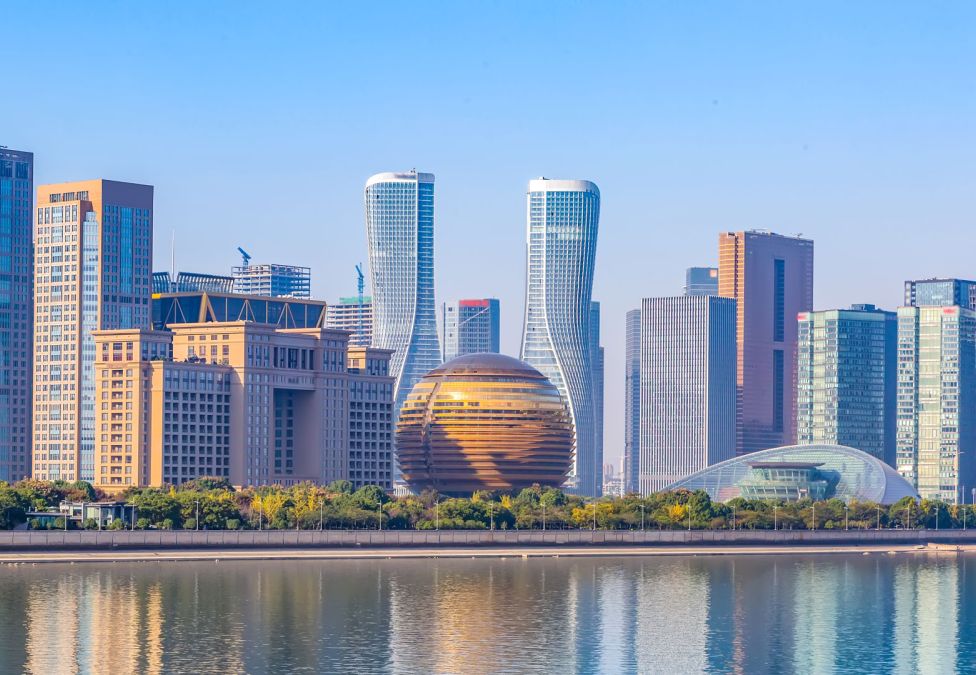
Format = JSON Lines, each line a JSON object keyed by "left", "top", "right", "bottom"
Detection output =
{"left": 129, "top": 490, "right": 182, "bottom": 527}
{"left": 0, "top": 489, "right": 27, "bottom": 529}
{"left": 327, "top": 480, "right": 353, "bottom": 495}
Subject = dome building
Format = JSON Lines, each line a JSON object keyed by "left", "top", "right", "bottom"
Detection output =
{"left": 396, "top": 353, "right": 574, "bottom": 494}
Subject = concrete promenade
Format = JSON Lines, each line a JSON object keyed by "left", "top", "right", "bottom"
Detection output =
{"left": 3, "top": 528, "right": 976, "bottom": 563}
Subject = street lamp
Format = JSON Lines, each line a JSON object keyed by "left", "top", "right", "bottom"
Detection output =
{"left": 542, "top": 501, "right": 546, "bottom": 531}
{"left": 640, "top": 504, "right": 645, "bottom": 532}
{"left": 844, "top": 504, "right": 849, "bottom": 531}
{"left": 195, "top": 500, "right": 200, "bottom": 531}
{"left": 773, "top": 504, "right": 777, "bottom": 531}
{"left": 811, "top": 503, "right": 816, "bottom": 531}
{"left": 320, "top": 501, "right": 324, "bottom": 531}
{"left": 592, "top": 502, "right": 597, "bottom": 531}
{"left": 732, "top": 505, "right": 736, "bottom": 531}
{"left": 435, "top": 498, "right": 440, "bottom": 531}
{"left": 489, "top": 501, "right": 494, "bottom": 531}
{"left": 877, "top": 504, "right": 881, "bottom": 531}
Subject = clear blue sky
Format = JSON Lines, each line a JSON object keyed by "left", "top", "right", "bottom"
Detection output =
{"left": 5, "top": 2, "right": 975, "bottom": 471}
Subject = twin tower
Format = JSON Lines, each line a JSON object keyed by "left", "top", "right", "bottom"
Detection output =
{"left": 364, "top": 172, "right": 602, "bottom": 496}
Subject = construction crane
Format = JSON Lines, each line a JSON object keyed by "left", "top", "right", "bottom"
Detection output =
{"left": 237, "top": 247, "right": 251, "bottom": 268}
{"left": 355, "top": 263, "right": 365, "bottom": 342}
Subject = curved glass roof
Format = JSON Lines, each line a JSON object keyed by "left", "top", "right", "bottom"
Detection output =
{"left": 666, "top": 444, "right": 918, "bottom": 504}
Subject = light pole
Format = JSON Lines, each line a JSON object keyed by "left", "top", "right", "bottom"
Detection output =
{"left": 732, "top": 505, "right": 736, "bottom": 531}
{"left": 773, "top": 505, "right": 777, "bottom": 531}
{"left": 320, "top": 501, "right": 324, "bottom": 531}
{"left": 435, "top": 498, "right": 440, "bottom": 531}
{"left": 378, "top": 502, "right": 383, "bottom": 531}
{"left": 844, "top": 505, "right": 849, "bottom": 531}
{"left": 640, "top": 504, "right": 645, "bottom": 532}
{"left": 542, "top": 502, "right": 546, "bottom": 531}
{"left": 592, "top": 502, "right": 596, "bottom": 531}
{"left": 489, "top": 501, "right": 494, "bottom": 531}
{"left": 195, "top": 500, "right": 200, "bottom": 531}
{"left": 877, "top": 504, "right": 881, "bottom": 531}
{"left": 811, "top": 503, "right": 816, "bottom": 531}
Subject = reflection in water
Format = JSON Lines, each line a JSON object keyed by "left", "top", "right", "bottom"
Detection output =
{"left": 2, "top": 554, "right": 975, "bottom": 673}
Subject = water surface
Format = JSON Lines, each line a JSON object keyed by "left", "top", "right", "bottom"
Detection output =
{"left": 0, "top": 553, "right": 971, "bottom": 673}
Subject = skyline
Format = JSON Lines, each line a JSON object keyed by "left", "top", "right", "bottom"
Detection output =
{"left": 4, "top": 2, "right": 975, "bottom": 470}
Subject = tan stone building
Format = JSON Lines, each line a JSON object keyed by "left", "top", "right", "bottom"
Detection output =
{"left": 92, "top": 322, "right": 393, "bottom": 492}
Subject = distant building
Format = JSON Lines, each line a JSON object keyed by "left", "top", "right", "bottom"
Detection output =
{"left": 232, "top": 263, "right": 311, "bottom": 298}
{"left": 91, "top": 325, "right": 394, "bottom": 492}
{"left": 520, "top": 178, "right": 601, "bottom": 496}
{"left": 153, "top": 271, "right": 234, "bottom": 294}
{"left": 325, "top": 297, "right": 373, "bottom": 347}
{"left": 441, "top": 298, "right": 500, "bottom": 361}
{"left": 668, "top": 444, "right": 918, "bottom": 504}
{"left": 590, "top": 301, "right": 605, "bottom": 492}
{"left": 624, "top": 309, "right": 641, "bottom": 494}
{"left": 33, "top": 179, "right": 154, "bottom": 482}
{"left": 684, "top": 267, "right": 718, "bottom": 296}
{"left": 796, "top": 305, "right": 897, "bottom": 466}
{"left": 904, "top": 278, "right": 976, "bottom": 310}
{"left": 635, "top": 296, "right": 737, "bottom": 494}
{"left": 364, "top": 171, "right": 441, "bottom": 436}
{"left": 718, "top": 230, "right": 814, "bottom": 456}
{"left": 896, "top": 305, "right": 976, "bottom": 504}
{"left": 0, "top": 148, "right": 32, "bottom": 483}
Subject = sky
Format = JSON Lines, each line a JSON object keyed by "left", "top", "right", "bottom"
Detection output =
{"left": 4, "top": 2, "right": 975, "bottom": 472}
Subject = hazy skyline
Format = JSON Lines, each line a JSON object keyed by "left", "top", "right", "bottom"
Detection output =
{"left": 5, "top": 2, "right": 974, "bottom": 470}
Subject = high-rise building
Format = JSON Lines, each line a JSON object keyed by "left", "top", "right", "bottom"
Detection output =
{"left": 590, "top": 301, "right": 605, "bottom": 493}
{"left": 442, "top": 298, "right": 500, "bottom": 361}
{"left": 796, "top": 304, "right": 897, "bottom": 465}
{"left": 634, "top": 296, "right": 737, "bottom": 494}
{"left": 33, "top": 179, "right": 153, "bottom": 482}
{"left": 896, "top": 305, "right": 976, "bottom": 504}
{"left": 624, "top": 308, "right": 641, "bottom": 494}
{"left": 232, "top": 263, "right": 311, "bottom": 298}
{"left": 718, "top": 230, "right": 813, "bottom": 456}
{"left": 152, "top": 271, "right": 234, "bottom": 294}
{"left": 91, "top": 324, "right": 394, "bottom": 492}
{"left": 904, "top": 278, "right": 976, "bottom": 310}
{"left": 325, "top": 296, "right": 373, "bottom": 347}
{"left": 684, "top": 267, "right": 719, "bottom": 296}
{"left": 364, "top": 170, "right": 441, "bottom": 430}
{"left": 0, "top": 148, "right": 33, "bottom": 483}
{"left": 520, "top": 178, "right": 601, "bottom": 495}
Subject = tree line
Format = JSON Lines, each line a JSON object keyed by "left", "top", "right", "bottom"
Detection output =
{"left": 0, "top": 477, "right": 968, "bottom": 531}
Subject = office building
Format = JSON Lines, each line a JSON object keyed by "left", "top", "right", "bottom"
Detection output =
{"left": 904, "top": 278, "right": 976, "bottom": 310}
{"left": 624, "top": 308, "right": 641, "bottom": 494}
{"left": 442, "top": 298, "right": 500, "bottom": 361}
{"left": 520, "top": 178, "right": 601, "bottom": 495}
{"left": 91, "top": 324, "right": 394, "bottom": 491}
{"left": 685, "top": 267, "right": 719, "bottom": 296}
{"left": 33, "top": 179, "right": 154, "bottom": 482}
{"left": 590, "top": 301, "right": 605, "bottom": 491}
{"left": 364, "top": 170, "right": 441, "bottom": 428}
{"left": 635, "top": 296, "right": 736, "bottom": 494}
{"left": 796, "top": 304, "right": 897, "bottom": 465}
{"left": 0, "top": 149, "right": 33, "bottom": 483}
{"left": 896, "top": 305, "right": 976, "bottom": 504}
{"left": 718, "top": 230, "right": 814, "bottom": 456}
{"left": 325, "top": 296, "right": 373, "bottom": 347}
{"left": 232, "top": 263, "right": 311, "bottom": 298}
{"left": 152, "top": 271, "right": 234, "bottom": 294}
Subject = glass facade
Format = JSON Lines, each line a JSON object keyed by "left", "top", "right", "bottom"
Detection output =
{"left": 896, "top": 306, "right": 976, "bottom": 504}
{"left": 396, "top": 353, "right": 572, "bottom": 494}
{"left": 796, "top": 305, "right": 897, "bottom": 465}
{"left": 520, "top": 179, "right": 601, "bottom": 496}
{"left": 364, "top": 171, "right": 442, "bottom": 460}
{"left": 684, "top": 267, "right": 718, "bottom": 296}
{"left": 0, "top": 149, "right": 32, "bottom": 482}
{"left": 635, "top": 296, "right": 737, "bottom": 495}
{"left": 441, "top": 298, "right": 500, "bottom": 361}
{"left": 667, "top": 444, "right": 918, "bottom": 504}
{"left": 904, "top": 278, "right": 976, "bottom": 310}
{"left": 624, "top": 309, "right": 641, "bottom": 493}
{"left": 231, "top": 263, "right": 311, "bottom": 298}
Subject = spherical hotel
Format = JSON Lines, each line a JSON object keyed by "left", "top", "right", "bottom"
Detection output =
{"left": 396, "top": 353, "right": 574, "bottom": 494}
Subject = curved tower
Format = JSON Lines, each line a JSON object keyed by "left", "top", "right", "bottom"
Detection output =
{"left": 364, "top": 171, "right": 442, "bottom": 429}
{"left": 520, "top": 178, "right": 601, "bottom": 495}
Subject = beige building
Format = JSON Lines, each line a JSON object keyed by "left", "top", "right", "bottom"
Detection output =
{"left": 33, "top": 179, "right": 154, "bottom": 482}
{"left": 92, "top": 322, "right": 394, "bottom": 492}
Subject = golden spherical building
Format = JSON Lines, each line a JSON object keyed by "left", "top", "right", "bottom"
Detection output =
{"left": 396, "top": 353, "right": 574, "bottom": 494}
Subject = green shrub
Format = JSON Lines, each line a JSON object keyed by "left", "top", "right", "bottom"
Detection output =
{"left": 160, "top": 518, "right": 175, "bottom": 530}
{"left": 184, "top": 518, "right": 197, "bottom": 531}
{"left": 108, "top": 519, "right": 125, "bottom": 531}
{"left": 226, "top": 518, "right": 240, "bottom": 530}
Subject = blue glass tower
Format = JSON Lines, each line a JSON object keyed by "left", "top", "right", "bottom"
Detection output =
{"left": 520, "top": 178, "right": 601, "bottom": 495}
{"left": 364, "top": 171, "right": 441, "bottom": 444}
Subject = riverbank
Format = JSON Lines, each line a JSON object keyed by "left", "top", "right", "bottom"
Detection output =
{"left": 5, "top": 528, "right": 976, "bottom": 562}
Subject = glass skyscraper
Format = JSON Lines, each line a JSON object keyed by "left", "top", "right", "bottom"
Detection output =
{"left": 896, "top": 305, "right": 976, "bottom": 504}
{"left": 624, "top": 309, "right": 641, "bottom": 494}
{"left": 684, "top": 267, "right": 719, "bottom": 296}
{"left": 442, "top": 298, "right": 500, "bottom": 361}
{"left": 796, "top": 304, "right": 897, "bottom": 465}
{"left": 0, "top": 148, "right": 33, "bottom": 483}
{"left": 904, "top": 278, "right": 976, "bottom": 310}
{"left": 364, "top": 171, "right": 441, "bottom": 431}
{"left": 520, "top": 178, "right": 601, "bottom": 495}
{"left": 33, "top": 180, "right": 154, "bottom": 482}
{"left": 632, "top": 296, "right": 737, "bottom": 494}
